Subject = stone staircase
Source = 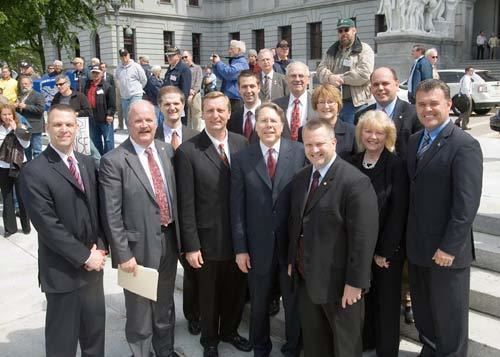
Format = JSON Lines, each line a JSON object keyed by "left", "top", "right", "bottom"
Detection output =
{"left": 456, "top": 59, "right": 500, "bottom": 79}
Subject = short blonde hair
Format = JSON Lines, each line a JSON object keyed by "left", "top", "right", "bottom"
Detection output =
{"left": 202, "top": 91, "right": 231, "bottom": 111}
{"left": 355, "top": 110, "right": 397, "bottom": 152}
{"left": 311, "top": 84, "right": 343, "bottom": 112}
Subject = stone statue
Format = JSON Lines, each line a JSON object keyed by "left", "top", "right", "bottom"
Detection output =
{"left": 377, "top": 0, "right": 396, "bottom": 32}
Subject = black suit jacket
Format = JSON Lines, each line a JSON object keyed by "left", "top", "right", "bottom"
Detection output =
{"left": 155, "top": 124, "right": 199, "bottom": 143}
{"left": 17, "top": 90, "right": 45, "bottom": 133}
{"left": 231, "top": 139, "right": 306, "bottom": 274}
{"left": 406, "top": 121, "right": 483, "bottom": 268}
{"left": 288, "top": 158, "right": 378, "bottom": 304}
{"left": 298, "top": 120, "right": 356, "bottom": 160}
{"left": 175, "top": 130, "right": 248, "bottom": 261}
{"left": 20, "top": 146, "right": 106, "bottom": 293}
{"left": 227, "top": 107, "right": 260, "bottom": 143}
{"left": 354, "top": 98, "right": 421, "bottom": 160}
{"left": 273, "top": 94, "right": 318, "bottom": 139}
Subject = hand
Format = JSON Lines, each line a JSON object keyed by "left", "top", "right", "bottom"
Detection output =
{"left": 328, "top": 74, "right": 344, "bottom": 87}
{"left": 211, "top": 54, "right": 220, "bottom": 64}
{"left": 186, "top": 250, "right": 204, "bottom": 268}
{"left": 85, "top": 244, "right": 106, "bottom": 271}
{"left": 119, "top": 257, "right": 138, "bottom": 276}
{"left": 287, "top": 264, "right": 292, "bottom": 277}
{"left": 432, "top": 248, "right": 455, "bottom": 267}
{"left": 235, "top": 253, "right": 251, "bottom": 273}
{"left": 374, "top": 255, "right": 390, "bottom": 268}
{"left": 17, "top": 102, "right": 26, "bottom": 110}
{"left": 341, "top": 284, "right": 362, "bottom": 309}
{"left": 106, "top": 116, "right": 113, "bottom": 124}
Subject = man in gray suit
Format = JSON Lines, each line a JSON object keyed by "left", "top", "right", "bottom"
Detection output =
{"left": 257, "top": 48, "right": 288, "bottom": 102}
{"left": 273, "top": 61, "right": 317, "bottom": 140}
{"left": 99, "top": 100, "right": 181, "bottom": 357}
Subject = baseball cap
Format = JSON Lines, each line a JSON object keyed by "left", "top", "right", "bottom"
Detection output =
{"left": 276, "top": 40, "right": 289, "bottom": 48}
{"left": 90, "top": 65, "right": 102, "bottom": 73}
{"left": 165, "top": 46, "right": 181, "bottom": 56}
{"left": 337, "top": 18, "right": 356, "bottom": 29}
{"left": 119, "top": 49, "right": 129, "bottom": 57}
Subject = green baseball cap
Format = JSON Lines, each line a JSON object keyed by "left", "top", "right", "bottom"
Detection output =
{"left": 337, "top": 18, "right": 356, "bottom": 29}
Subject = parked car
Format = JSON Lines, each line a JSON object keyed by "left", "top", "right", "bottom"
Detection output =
{"left": 490, "top": 109, "right": 500, "bottom": 132}
{"left": 437, "top": 69, "right": 500, "bottom": 115}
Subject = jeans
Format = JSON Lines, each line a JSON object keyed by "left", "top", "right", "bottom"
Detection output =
{"left": 25, "top": 133, "right": 42, "bottom": 161}
{"left": 339, "top": 101, "right": 368, "bottom": 125}
{"left": 90, "top": 120, "right": 115, "bottom": 155}
{"left": 121, "top": 95, "right": 143, "bottom": 129}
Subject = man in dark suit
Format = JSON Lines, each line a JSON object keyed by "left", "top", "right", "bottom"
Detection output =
{"left": 16, "top": 75, "right": 45, "bottom": 160}
{"left": 408, "top": 45, "right": 433, "bottom": 104}
{"left": 175, "top": 92, "right": 251, "bottom": 357}
{"left": 231, "top": 102, "right": 304, "bottom": 357}
{"left": 288, "top": 118, "right": 378, "bottom": 356}
{"left": 257, "top": 48, "right": 288, "bottom": 102}
{"left": 227, "top": 70, "right": 261, "bottom": 143}
{"left": 355, "top": 67, "right": 421, "bottom": 159}
{"left": 99, "top": 100, "right": 181, "bottom": 357}
{"left": 273, "top": 61, "right": 318, "bottom": 140}
{"left": 406, "top": 79, "right": 483, "bottom": 357}
{"left": 99, "top": 62, "right": 115, "bottom": 88}
{"left": 155, "top": 86, "right": 201, "bottom": 335}
{"left": 20, "top": 104, "right": 107, "bottom": 357}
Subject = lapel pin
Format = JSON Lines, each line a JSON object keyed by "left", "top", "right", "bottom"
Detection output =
{"left": 323, "top": 182, "right": 327, "bottom": 186}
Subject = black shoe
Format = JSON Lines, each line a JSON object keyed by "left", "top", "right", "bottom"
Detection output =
{"left": 404, "top": 306, "right": 415, "bottom": 324}
{"left": 462, "top": 126, "right": 471, "bottom": 130}
{"left": 203, "top": 346, "right": 218, "bottom": 357}
{"left": 22, "top": 226, "right": 31, "bottom": 235}
{"left": 269, "top": 297, "right": 280, "bottom": 316}
{"left": 221, "top": 334, "right": 252, "bottom": 352}
{"left": 187, "top": 320, "right": 201, "bottom": 335}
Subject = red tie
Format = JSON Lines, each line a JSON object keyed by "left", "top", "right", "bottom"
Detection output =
{"left": 145, "top": 147, "right": 171, "bottom": 226}
{"left": 291, "top": 98, "right": 301, "bottom": 141}
{"left": 267, "top": 148, "right": 276, "bottom": 180}
{"left": 218, "top": 143, "right": 229, "bottom": 167}
{"left": 244, "top": 111, "right": 253, "bottom": 139}
{"left": 171, "top": 130, "right": 180, "bottom": 150}
{"left": 67, "top": 156, "right": 85, "bottom": 192}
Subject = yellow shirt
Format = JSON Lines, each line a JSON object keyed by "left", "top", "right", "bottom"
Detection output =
{"left": 0, "top": 78, "right": 18, "bottom": 103}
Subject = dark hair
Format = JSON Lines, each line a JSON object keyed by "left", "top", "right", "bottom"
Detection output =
{"left": 237, "top": 70, "right": 260, "bottom": 87}
{"left": 47, "top": 104, "right": 76, "bottom": 124}
{"left": 413, "top": 44, "right": 426, "bottom": 54}
{"left": 415, "top": 79, "right": 451, "bottom": 100}
{"left": 370, "top": 66, "right": 399, "bottom": 81}
{"left": 255, "top": 102, "right": 286, "bottom": 125}
{"left": 158, "top": 86, "right": 185, "bottom": 105}
{"left": 465, "top": 67, "right": 474, "bottom": 73}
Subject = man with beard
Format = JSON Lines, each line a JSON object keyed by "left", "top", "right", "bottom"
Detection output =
{"left": 317, "top": 18, "right": 374, "bottom": 125}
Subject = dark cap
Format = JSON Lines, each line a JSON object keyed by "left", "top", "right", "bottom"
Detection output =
{"left": 165, "top": 46, "right": 180, "bottom": 56}
{"left": 90, "top": 65, "right": 102, "bottom": 73}
{"left": 119, "top": 48, "right": 129, "bottom": 57}
{"left": 337, "top": 18, "right": 356, "bottom": 29}
{"left": 20, "top": 61, "right": 32, "bottom": 68}
{"left": 276, "top": 40, "right": 289, "bottom": 48}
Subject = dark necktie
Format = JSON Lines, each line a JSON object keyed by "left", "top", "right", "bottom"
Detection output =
{"left": 244, "top": 111, "right": 253, "bottom": 139}
{"left": 218, "top": 143, "right": 229, "bottom": 167}
{"left": 145, "top": 147, "right": 171, "bottom": 226}
{"left": 67, "top": 156, "right": 85, "bottom": 192}
{"left": 171, "top": 130, "right": 180, "bottom": 151}
{"left": 417, "top": 132, "right": 431, "bottom": 160}
{"left": 262, "top": 75, "right": 270, "bottom": 101}
{"left": 291, "top": 98, "right": 301, "bottom": 141}
{"left": 297, "top": 170, "right": 321, "bottom": 277}
{"left": 267, "top": 148, "right": 276, "bottom": 181}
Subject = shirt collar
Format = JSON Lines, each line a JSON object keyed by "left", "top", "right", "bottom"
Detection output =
{"left": 130, "top": 137, "right": 156, "bottom": 156}
{"left": 376, "top": 97, "right": 398, "bottom": 118}
{"left": 205, "top": 129, "right": 229, "bottom": 151}
{"left": 243, "top": 99, "right": 261, "bottom": 113}
{"left": 289, "top": 91, "right": 308, "bottom": 106}
{"left": 50, "top": 144, "right": 77, "bottom": 164}
{"left": 259, "top": 139, "right": 281, "bottom": 158}
{"left": 262, "top": 70, "right": 274, "bottom": 79}
{"left": 312, "top": 154, "right": 337, "bottom": 181}
{"left": 163, "top": 121, "right": 182, "bottom": 138}
{"left": 425, "top": 119, "right": 450, "bottom": 142}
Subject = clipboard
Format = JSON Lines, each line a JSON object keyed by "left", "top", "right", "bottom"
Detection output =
{"left": 117, "top": 265, "right": 159, "bottom": 301}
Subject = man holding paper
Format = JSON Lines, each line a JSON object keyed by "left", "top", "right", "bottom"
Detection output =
{"left": 99, "top": 100, "right": 181, "bottom": 357}
{"left": 20, "top": 104, "right": 107, "bottom": 357}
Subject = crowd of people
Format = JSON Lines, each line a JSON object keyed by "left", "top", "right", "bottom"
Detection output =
{"left": 0, "top": 16, "right": 484, "bottom": 357}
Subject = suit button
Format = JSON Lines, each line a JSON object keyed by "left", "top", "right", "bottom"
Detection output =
{"left": 300, "top": 234, "right": 304, "bottom": 238}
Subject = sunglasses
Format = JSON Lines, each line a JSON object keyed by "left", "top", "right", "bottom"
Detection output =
{"left": 337, "top": 28, "right": 351, "bottom": 33}
{"left": 55, "top": 82, "right": 66, "bottom": 87}
{"left": 432, "top": 56, "right": 439, "bottom": 59}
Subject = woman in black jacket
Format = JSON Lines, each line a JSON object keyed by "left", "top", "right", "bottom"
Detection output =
{"left": 351, "top": 110, "right": 409, "bottom": 357}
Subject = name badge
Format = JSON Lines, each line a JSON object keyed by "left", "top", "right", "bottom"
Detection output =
{"left": 343, "top": 58, "right": 352, "bottom": 67}
{"left": 170, "top": 75, "right": 177, "bottom": 81}
{"left": 96, "top": 89, "right": 104, "bottom": 95}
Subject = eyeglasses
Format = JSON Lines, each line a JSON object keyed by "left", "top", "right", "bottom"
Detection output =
{"left": 337, "top": 28, "right": 351, "bottom": 33}
{"left": 181, "top": 56, "right": 188, "bottom": 59}
{"left": 432, "top": 56, "right": 439, "bottom": 59}
{"left": 55, "top": 82, "right": 66, "bottom": 87}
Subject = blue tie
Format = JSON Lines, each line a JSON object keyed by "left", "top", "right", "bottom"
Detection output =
{"left": 417, "top": 132, "right": 431, "bottom": 160}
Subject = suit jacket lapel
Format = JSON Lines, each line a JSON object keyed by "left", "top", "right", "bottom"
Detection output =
{"left": 250, "top": 145, "right": 272, "bottom": 190}
{"left": 303, "top": 161, "right": 336, "bottom": 215}
{"left": 408, "top": 132, "right": 420, "bottom": 178}
{"left": 200, "top": 131, "right": 226, "bottom": 172}
{"left": 272, "top": 139, "right": 292, "bottom": 202}
{"left": 47, "top": 146, "right": 86, "bottom": 193}
{"left": 415, "top": 121, "right": 453, "bottom": 176}
{"left": 155, "top": 141, "right": 176, "bottom": 201}
{"left": 122, "top": 139, "right": 157, "bottom": 202}
{"left": 392, "top": 99, "right": 405, "bottom": 133}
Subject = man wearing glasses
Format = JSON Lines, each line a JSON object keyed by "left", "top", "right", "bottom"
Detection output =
{"left": 317, "top": 18, "right": 374, "bottom": 125}
{"left": 51, "top": 74, "right": 91, "bottom": 119}
{"left": 425, "top": 48, "right": 440, "bottom": 80}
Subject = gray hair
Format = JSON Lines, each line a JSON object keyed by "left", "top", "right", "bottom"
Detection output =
{"left": 55, "top": 74, "right": 71, "bottom": 84}
{"left": 425, "top": 48, "right": 438, "bottom": 57}
{"left": 248, "top": 49, "right": 258, "bottom": 57}
{"left": 151, "top": 65, "right": 162, "bottom": 75}
{"left": 53, "top": 60, "right": 63, "bottom": 66}
{"left": 286, "top": 61, "right": 310, "bottom": 77}
{"left": 230, "top": 40, "right": 246, "bottom": 53}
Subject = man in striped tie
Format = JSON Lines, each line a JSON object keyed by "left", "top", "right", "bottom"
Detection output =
{"left": 406, "top": 79, "right": 483, "bottom": 357}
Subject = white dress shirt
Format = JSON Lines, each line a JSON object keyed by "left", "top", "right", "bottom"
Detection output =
{"left": 242, "top": 100, "right": 261, "bottom": 133}
{"left": 259, "top": 139, "right": 280, "bottom": 164}
{"left": 163, "top": 122, "right": 183, "bottom": 144}
{"left": 286, "top": 92, "right": 309, "bottom": 128}
{"left": 206, "top": 129, "right": 231, "bottom": 165}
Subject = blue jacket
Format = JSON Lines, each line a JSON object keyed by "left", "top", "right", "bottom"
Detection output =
{"left": 409, "top": 57, "right": 433, "bottom": 100}
{"left": 213, "top": 55, "right": 249, "bottom": 100}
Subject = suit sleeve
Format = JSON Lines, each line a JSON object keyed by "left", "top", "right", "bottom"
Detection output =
{"left": 20, "top": 167, "right": 90, "bottom": 267}
{"left": 230, "top": 153, "right": 248, "bottom": 254}
{"left": 345, "top": 175, "right": 379, "bottom": 289}
{"left": 174, "top": 146, "right": 201, "bottom": 253}
{"left": 181, "top": 67, "right": 192, "bottom": 99}
{"left": 440, "top": 139, "right": 483, "bottom": 256}
{"left": 22, "top": 93, "right": 45, "bottom": 116}
{"left": 99, "top": 155, "right": 133, "bottom": 264}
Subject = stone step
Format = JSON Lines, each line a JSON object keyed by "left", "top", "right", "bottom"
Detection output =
{"left": 470, "top": 266, "right": 500, "bottom": 318}
{"left": 400, "top": 310, "right": 500, "bottom": 356}
{"left": 473, "top": 231, "right": 500, "bottom": 273}
{"left": 474, "top": 212, "right": 500, "bottom": 238}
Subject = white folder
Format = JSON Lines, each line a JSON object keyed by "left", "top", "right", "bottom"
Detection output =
{"left": 117, "top": 265, "right": 159, "bottom": 301}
